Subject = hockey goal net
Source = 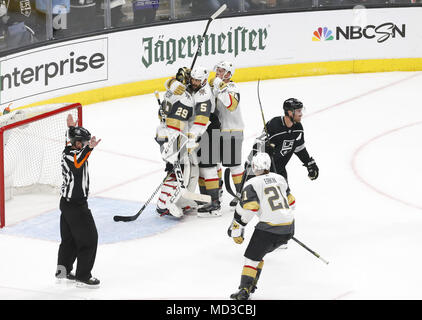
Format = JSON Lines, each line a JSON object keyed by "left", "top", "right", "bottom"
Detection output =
{"left": 0, "top": 103, "right": 83, "bottom": 228}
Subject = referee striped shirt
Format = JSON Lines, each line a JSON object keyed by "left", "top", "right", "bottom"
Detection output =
{"left": 61, "top": 144, "right": 93, "bottom": 199}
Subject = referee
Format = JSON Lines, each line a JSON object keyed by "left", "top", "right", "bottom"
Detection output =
{"left": 55, "top": 114, "right": 101, "bottom": 288}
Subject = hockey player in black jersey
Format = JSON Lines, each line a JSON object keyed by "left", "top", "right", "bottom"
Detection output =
{"left": 56, "top": 114, "right": 101, "bottom": 288}
{"left": 252, "top": 98, "right": 319, "bottom": 207}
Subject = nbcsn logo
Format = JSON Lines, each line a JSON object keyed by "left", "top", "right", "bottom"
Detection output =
{"left": 312, "top": 27, "right": 334, "bottom": 41}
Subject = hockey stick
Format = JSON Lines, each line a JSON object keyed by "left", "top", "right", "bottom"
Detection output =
{"left": 292, "top": 237, "right": 329, "bottom": 265}
{"left": 223, "top": 80, "right": 271, "bottom": 202}
{"left": 257, "top": 79, "right": 277, "bottom": 173}
{"left": 227, "top": 191, "right": 329, "bottom": 264}
{"left": 113, "top": 171, "right": 173, "bottom": 222}
{"left": 113, "top": 91, "right": 171, "bottom": 222}
{"left": 190, "top": 4, "right": 227, "bottom": 70}
{"left": 224, "top": 167, "right": 237, "bottom": 198}
{"left": 223, "top": 165, "right": 252, "bottom": 199}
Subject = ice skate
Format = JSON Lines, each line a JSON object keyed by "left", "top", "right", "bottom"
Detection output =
{"left": 55, "top": 270, "right": 76, "bottom": 283}
{"left": 230, "top": 288, "right": 250, "bottom": 300}
{"left": 156, "top": 207, "right": 170, "bottom": 217}
{"left": 76, "top": 277, "right": 100, "bottom": 289}
{"left": 197, "top": 200, "right": 222, "bottom": 217}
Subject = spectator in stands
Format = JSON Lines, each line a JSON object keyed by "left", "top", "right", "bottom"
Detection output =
{"left": 0, "top": 0, "right": 8, "bottom": 50}
{"left": 190, "top": 0, "right": 220, "bottom": 15}
{"left": 68, "top": 0, "right": 98, "bottom": 35}
{"left": 96, "top": 0, "right": 128, "bottom": 28}
{"left": 3, "top": 0, "right": 45, "bottom": 49}
{"left": 132, "top": 0, "right": 159, "bottom": 24}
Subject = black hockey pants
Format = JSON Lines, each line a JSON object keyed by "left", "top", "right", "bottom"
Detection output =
{"left": 57, "top": 197, "right": 98, "bottom": 281}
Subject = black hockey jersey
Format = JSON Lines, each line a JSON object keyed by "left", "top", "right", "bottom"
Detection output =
{"left": 257, "top": 116, "right": 312, "bottom": 178}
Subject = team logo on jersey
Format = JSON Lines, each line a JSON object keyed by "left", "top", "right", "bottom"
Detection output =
{"left": 280, "top": 140, "right": 294, "bottom": 156}
{"left": 199, "top": 88, "right": 206, "bottom": 96}
{"left": 19, "top": 0, "right": 32, "bottom": 17}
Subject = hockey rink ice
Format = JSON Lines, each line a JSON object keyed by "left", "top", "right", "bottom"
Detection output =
{"left": 1, "top": 71, "right": 422, "bottom": 300}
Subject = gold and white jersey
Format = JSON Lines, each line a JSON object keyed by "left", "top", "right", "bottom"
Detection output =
{"left": 163, "top": 89, "right": 195, "bottom": 136}
{"left": 213, "top": 81, "right": 244, "bottom": 132}
{"left": 188, "top": 83, "right": 214, "bottom": 138}
{"left": 236, "top": 172, "right": 294, "bottom": 235}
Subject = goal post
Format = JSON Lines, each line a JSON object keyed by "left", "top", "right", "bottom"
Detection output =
{"left": 0, "top": 103, "right": 83, "bottom": 228}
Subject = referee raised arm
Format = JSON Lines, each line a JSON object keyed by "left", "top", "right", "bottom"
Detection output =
{"left": 55, "top": 114, "right": 102, "bottom": 288}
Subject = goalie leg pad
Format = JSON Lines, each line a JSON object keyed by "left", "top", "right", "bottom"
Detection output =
{"left": 157, "top": 173, "right": 177, "bottom": 210}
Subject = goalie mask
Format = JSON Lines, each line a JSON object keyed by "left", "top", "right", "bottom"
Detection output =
{"left": 214, "top": 61, "right": 234, "bottom": 79}
{"left": 252, "top": 152, "right": 271, "bottom": 174}
{"left": 68, "top": 126, "right": 91, "bottom": 146}
{"left": 175, "top": 67, "right": 191, "bottom": 85}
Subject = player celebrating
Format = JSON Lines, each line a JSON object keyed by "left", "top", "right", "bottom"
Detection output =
{"left": 227, "top": 152, "right": 294, "bottom": 300}
{"left": 253, "top": 97, "right": 319, "bottom": 207}
{"left": 157, "top": 66, "right": 214, "bottom": 217}
{"left": 155, "top": 66, "right": 196, "bottom": 217}
{"left": 187, "top": 67, "right": 222, "bottom": 217}
{"left": 209, "top": 61, "right": 244, "bottom": 209}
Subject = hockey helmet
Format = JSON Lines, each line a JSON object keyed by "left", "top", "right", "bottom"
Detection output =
{"left": 175, "top": 67, "right": 191, "bottom": 85}
{"left": 190, "top": 66, "right": 210, "bottom": 83}
{"left": 68, "top": 126, "right": 91, "bottom": 146}
{"left": 214, "top": 61, "right": 234, "bottom": 77}
{"left": 214, "top": 61, "right": 235, "bottom": 78}
{"left": 283, "top": 98, "right": 303, "bottom": 115}
{"left": 252, "top": 152, "right": 271, "bottom": 173}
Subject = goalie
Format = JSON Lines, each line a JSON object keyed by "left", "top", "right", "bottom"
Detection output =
{"left": 154, "top": 66, "right": 212, "bottom": 217}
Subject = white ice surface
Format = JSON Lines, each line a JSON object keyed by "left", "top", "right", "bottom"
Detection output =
{"left": 1, "top": 71, "right": 422, "bottom": 300}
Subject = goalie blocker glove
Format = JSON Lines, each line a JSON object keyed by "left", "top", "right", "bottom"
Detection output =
{"left": 305, "top": 157, "right": 319, "bottom": 180}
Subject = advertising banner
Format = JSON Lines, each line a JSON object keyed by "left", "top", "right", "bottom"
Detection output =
{"left": 0, "top": 7, "right": 420, "bottom": 107}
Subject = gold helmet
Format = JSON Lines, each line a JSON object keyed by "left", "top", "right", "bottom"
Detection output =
{"left": 175, "top": 67, "right": 191, "bottom": 85}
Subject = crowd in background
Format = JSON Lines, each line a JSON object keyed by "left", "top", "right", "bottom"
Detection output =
{"left": 0, "top": 0, "right": 420, "bottom": 53}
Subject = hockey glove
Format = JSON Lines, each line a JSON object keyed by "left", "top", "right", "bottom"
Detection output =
{"left": 227, "top": 218, "right": 245, "bottom": 244}
{"left": 305, "top": 157, "right": 319, "bottom": 180}
{"left": 167, "top": 79, "right": 186, "bottom": 95}
{"left": 210, "top": 77, "right": 227, "bottom": 93}
{"left": 265, "top": 142, "right": 276, "bottom": 157}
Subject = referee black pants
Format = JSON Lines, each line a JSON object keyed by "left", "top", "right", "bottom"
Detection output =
{"left": 57, "top": 197, "right": 98, "bottom": 282}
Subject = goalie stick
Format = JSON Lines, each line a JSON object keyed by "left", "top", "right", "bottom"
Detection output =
{"left": 113, "top": 171, "right": 172, "bottom": 222}
{"left": 113, "top": 93, "right": 210, "bottom": 222}
{"left": 171, "top": 159, "right": 211, "bottom": 204}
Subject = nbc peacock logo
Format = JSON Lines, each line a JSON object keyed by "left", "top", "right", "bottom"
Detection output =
{"left": 312, "top": 27, "right": 334, "bottom": 41}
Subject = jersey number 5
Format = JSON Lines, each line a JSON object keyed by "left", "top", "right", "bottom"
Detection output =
{"left": 264, "top": 186, "right": 289, "bottom": 211}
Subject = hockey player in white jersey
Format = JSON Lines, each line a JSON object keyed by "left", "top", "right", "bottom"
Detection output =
{"left": 209, "top": 61, "right": 244, "bottom": 209}
{"left": 187, "top": 67, "right": 223, "bottom": 217}
{"left": 155, "top": 67, "right": 198, "bottom": 217}
{"left": 157, "top": 66, "right": 214, "bottom": 217}
{"left": 227, "top": 152, "right": 294, "bottom": 300}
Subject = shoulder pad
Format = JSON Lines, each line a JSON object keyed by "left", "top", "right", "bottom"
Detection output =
{"left": 193, "top": 84, "right": 213, "bottom": 103}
